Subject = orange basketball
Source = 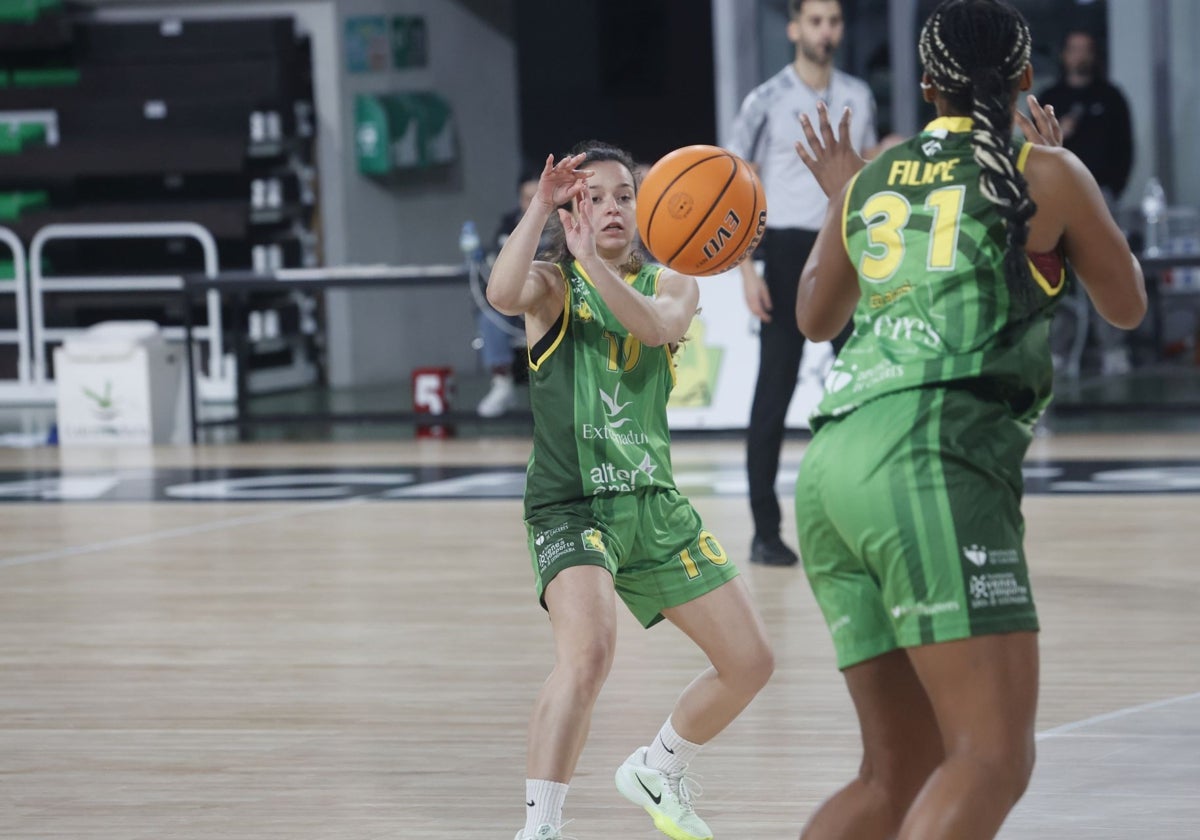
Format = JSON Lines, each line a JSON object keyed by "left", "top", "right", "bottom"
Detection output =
{"left": 636, "top": 145, "right": 767, "bottom": 277}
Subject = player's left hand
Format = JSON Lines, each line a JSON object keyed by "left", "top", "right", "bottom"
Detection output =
{"left": 559, "top": 192, "right": 597, "bottom": 260}
{"left": 1015, "top": 94, "right": 1063, "bottom": 147}
{"left": 795, "top": 101, "right": 868, "bottom": 199}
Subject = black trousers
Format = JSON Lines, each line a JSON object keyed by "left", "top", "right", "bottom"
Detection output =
{"left": 746, "top": 227, "right": 836, "bottom": 541}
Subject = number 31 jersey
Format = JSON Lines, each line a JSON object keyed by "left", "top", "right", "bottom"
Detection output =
{"left": 813, "top": 116, "right": 1066, "bottom": 431}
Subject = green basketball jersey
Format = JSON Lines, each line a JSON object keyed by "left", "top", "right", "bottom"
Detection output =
{"left": 813, "top": 116, "right": 1067, "bottom": 430}
{"left": 524, "top": 260, "right": 677, "bottom": 512}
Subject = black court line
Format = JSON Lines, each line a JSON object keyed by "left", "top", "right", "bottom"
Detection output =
{"left": 0, "top": 460, "right": 1197, "bottom": 503}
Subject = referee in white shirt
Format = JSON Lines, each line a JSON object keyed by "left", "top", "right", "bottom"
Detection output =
{"left": 728, "top": 0, "right": 894, "bottom": 567}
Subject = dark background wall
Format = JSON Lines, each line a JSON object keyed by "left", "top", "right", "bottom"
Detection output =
{"left": 514, "top": 0, "right": 715, "bottom": 169}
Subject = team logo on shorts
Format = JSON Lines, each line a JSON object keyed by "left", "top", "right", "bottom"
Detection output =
{"left": 962, "top": 544, "right": 1020, "bottom": 567}
{"left": 534, "top": 522, "right": 570, "bottom": 548}
{"left": 581, "top": 528, "right": 605, "bottom": 553}
{"left": 963, "top": 544, "right": 988, "bottom": 567}
{"left": 968, "top": 573, "right": 1030, "bottom": 608}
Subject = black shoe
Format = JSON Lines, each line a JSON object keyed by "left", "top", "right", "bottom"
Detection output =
{"left": 749, "top": 535, "right": 799, "bottom": 567}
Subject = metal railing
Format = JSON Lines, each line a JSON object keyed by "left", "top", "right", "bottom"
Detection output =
{"left": 0, "top": 226, "right": 31, "bottom": 392}
{"left": 28, "top": 222, "right": 232, "bottom": 400}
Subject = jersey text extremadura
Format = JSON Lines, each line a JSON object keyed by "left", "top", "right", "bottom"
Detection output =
{"left": 524, "top": 260, "right": 677, "bottom": 513}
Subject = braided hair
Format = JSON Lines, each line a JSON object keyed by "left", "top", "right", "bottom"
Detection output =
{"left": 542, "top": 140, "right": 645, "bottom": 277}
{"left": 918, "top": 0, "right": 1034, "bottom": 292}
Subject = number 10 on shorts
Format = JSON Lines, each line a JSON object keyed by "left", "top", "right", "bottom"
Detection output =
{"left": 676, "top": 530, "right": 729, "bottom": 579}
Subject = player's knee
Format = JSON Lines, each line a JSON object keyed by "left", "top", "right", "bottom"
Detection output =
{"left": 562, "top": 637, "right": 616, "bottom": 698}
{"left": 841, "top": 763, "right": 907, "bottom": 833}
{"left": 958, "top": 735, "right": 1036, "bottom": 803}
{"left": 860, "top": 743, "right": 941, "bottom": 823}
{"left": 738, "top": 638, "right": 775, "bottom": 694}
{"left": 1000, "top": 737, "right": 1036, "bottom": 800}
{"left": 995, "top": 733, "right": 1035, "bottom": 796}
{"left": 714, "top": 633, "right": 773, "bottom": 695}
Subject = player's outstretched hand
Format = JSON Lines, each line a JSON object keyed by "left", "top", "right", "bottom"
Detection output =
{"left": 1015, "top": 94, "right": 1063, "bottom": 148}
{"left": 558, "top": 192, "right": 597, "bottom": 262}
{"left": 536, "top": 153, "right": 593, "bottom": 211}
{"left": 795, "top": 101, "right": 867, "bottom": 199}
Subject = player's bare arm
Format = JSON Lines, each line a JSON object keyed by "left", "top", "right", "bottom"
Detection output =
{"left": 1024, "top": 146, "right": 1145, "bottom": 329}
{"left": 488, "top": 153, "right": 591, "bottom": 317}
{"left": 564, "top": 193, "right": 699, "bottom": 347}
{"left": 796, "top": 181, "right": 859, "bottom": 340}
{"left": 585, "top": 266, "right": 699, "bottom": 348}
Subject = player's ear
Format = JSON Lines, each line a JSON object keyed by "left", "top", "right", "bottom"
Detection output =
{"left": 1018, "top": 63, "right": 1033, "bottom": 92}
{"left": 920, "top": 73, "right": 937, "bottom": 103}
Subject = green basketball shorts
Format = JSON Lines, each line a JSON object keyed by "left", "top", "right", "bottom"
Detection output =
{"left": 796, "top": 386, "right": 1040, "bottom": 669}
{"left": 525, "top": 487, "right": 739, "bottom": 627}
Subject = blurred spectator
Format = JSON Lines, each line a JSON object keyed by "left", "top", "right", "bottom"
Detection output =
{"left": 1039, "top": 28, "right": 1135, "bottom": 376}
{"left": 1039, "top": 29, "right": 1133, "bottom": 203}
{"left": 476, "top": 173, "right": 541, "bottom": 417}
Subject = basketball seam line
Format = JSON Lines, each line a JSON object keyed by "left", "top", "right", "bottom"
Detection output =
{"left": 668, "top": 157, "right": 740, "bottom": 266}
{"left": 643, "top": 152, "right": 728, "bottom": 249}
{"left": 703, "top": 173, "right": 762, "bottom": 275}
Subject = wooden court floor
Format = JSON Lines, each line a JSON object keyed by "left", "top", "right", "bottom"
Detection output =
{"left": 0, "top": 433, "right": 1197, "bottom": 839}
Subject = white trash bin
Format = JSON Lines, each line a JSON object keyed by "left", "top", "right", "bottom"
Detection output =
{"left": 54, "top": 321, "right": 190, "bottom": 446}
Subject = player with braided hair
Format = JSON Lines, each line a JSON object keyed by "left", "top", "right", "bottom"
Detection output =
{"left": 788, "top": 1, "right": 1146, "bottom": 838}
{"left": 917, "top": 0, "right": 1039, "bottom": 303}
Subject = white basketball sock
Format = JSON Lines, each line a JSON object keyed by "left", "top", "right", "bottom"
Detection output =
{"left": 524, "top": 778, "right": 568, "bottom": 835}
{"left": 645, "top": 716, "right": 702, "bottom": 776}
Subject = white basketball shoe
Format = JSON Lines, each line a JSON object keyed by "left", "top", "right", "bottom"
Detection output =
{"left": 615, "top": 746, "right": 712, "bottom": 840}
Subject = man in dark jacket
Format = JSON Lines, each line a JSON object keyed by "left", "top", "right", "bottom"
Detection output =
{"left": 1040, "top": 28, "right": 1135, "bottom": 376}
{"left": 1039, "top": 28, "right": 1133, "bottom": 203}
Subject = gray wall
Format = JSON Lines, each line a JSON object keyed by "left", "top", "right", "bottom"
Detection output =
{"left": 1167, "top": 0, "right": 1199, "bottom": 210}
{"left": 323, "top": 0, "right": 519, "bottom": 387}
{"left": 1110, "top": 0, "right": 1198, "bottom": 213}
{"left": 711, "top": 0, "right": 761, "bottom": 149}
{"left": 1109, "top": 1, "right": 1157, "bottom": 215}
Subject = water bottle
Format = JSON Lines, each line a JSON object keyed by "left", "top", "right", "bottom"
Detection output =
{"left": 459, "top": 220, "right": 484, "bottom": 264}
{"left": 249, "top": 111, "right": 266, "bottom": 144}
{"left": 1141, "top": 176, "right": 1167, "bottom": 257}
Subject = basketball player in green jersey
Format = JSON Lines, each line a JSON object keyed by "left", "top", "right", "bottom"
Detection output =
{"left": 786, "top": 1, "right": 1146, "bottom": 838}
{"left": 487, "top": 141, "right": 774, "bottom": 840}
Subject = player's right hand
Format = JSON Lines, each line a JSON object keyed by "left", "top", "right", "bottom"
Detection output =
{"left": 795, "top": 101, "right": 867, "bottom": 199}
{"left": 535, "top": 153, "right": 593, "bottom": 212}
{"left": 1015, "top": 94, "right": 1064, "bottom": 148}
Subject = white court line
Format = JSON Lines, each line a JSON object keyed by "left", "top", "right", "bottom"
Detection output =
{"left": 0, "top": 497, "right": 366, "bottom": 570}
{"left": 1037, "top": 691, "right": 1200, "bottom": 740}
